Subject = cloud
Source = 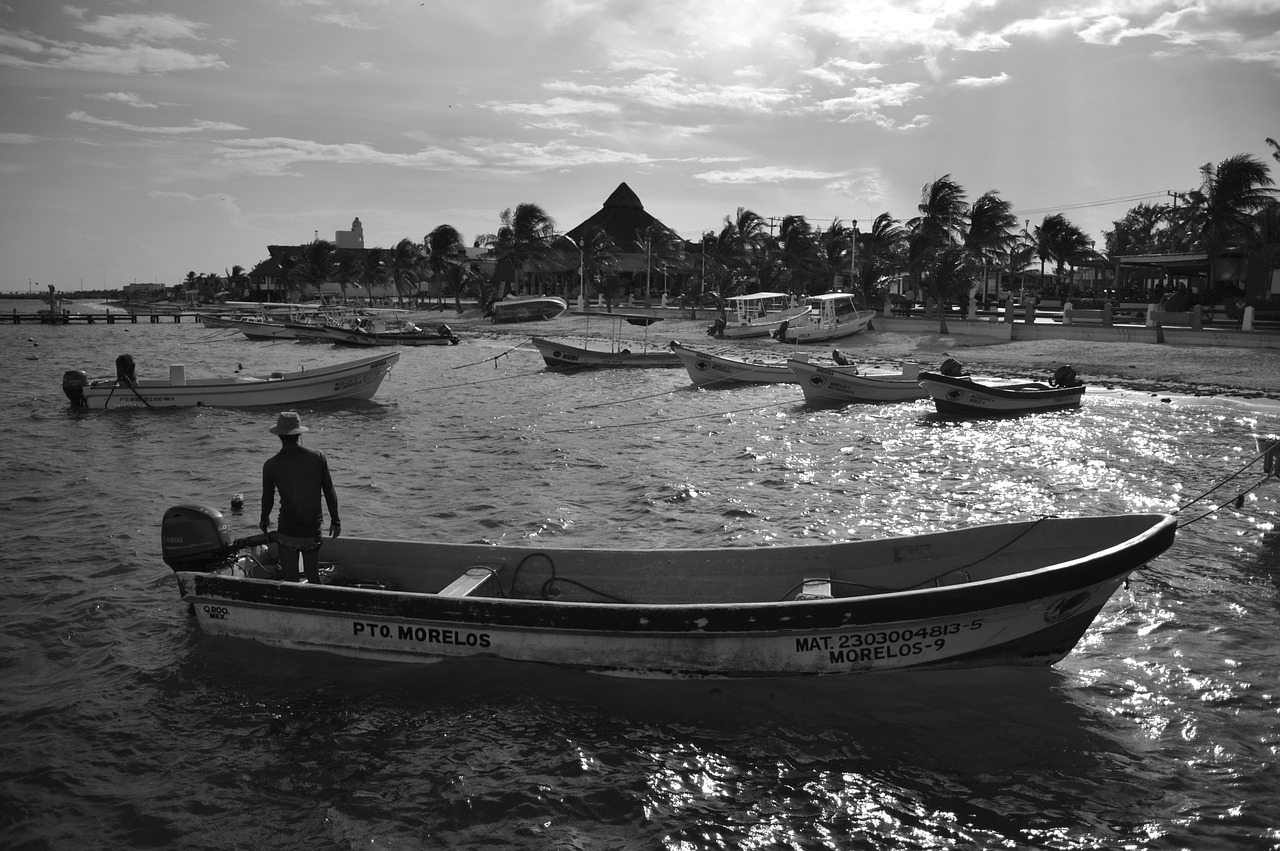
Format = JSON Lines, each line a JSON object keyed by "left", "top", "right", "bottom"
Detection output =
{"left": 67, "top": 111, "right": 246, "bottom": 133}
{"left": 694, "top": 166, "right": 849, "bottom": 185}
{"left": 76, "top": 13, "right": 206, "bottom": 43}
{"left": 86, "top": 91, "right": 160, "bottom": 108}
{"left": 486, "top": 97, "right": 622, "bottom": 118}
{"left": 0, "top": 132, "right": 41, "bottom": 144}
{"left": 313, "top": 11, "right": 377, "bottom": 30}
{"left": 953, "top": 72, "right": 1010, "bottom": 88}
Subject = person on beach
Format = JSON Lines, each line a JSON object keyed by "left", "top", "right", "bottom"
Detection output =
{"left": 259, "top": 411, "right": 340, "bottom": 583}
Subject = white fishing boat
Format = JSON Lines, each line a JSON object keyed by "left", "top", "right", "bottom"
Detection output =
{"left": 161, "top": 504, "right": 1176, "bottom": 678}
{"left": 708, "top": 292, "right": 811, "bottom": 340}
{"left": 532, "top": 312, "right": 681, "bottom": 369}
{"left": 775, "top": 293, "right": 874, "bottom": 344}
{"left": 670, "top": 341, "right": 802, "bottom": 386}
{"left": 61, "top": 352, "right": 400, "bottom": 409}
{"left": 789, "top": 359, "right": 929, "bottom": 404}
{"left": 490, "top": 296, "right": 569, "bottom": 323}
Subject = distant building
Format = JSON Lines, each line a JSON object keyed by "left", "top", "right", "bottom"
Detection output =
{"left": 335, "top": 217, "right": 364, "bottom": 249}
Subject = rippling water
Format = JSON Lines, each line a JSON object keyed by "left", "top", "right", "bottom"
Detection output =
{"left": 3, "top": 315, "right": 1280, "bottom": 849}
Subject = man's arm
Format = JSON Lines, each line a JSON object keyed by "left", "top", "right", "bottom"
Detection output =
{"left": 260, "top": 460, "right": 275, "bottom": 532}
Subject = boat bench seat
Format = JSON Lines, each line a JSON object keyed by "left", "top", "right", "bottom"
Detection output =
{"left": 438, "top": 566, "right": 499, "bottom": 598}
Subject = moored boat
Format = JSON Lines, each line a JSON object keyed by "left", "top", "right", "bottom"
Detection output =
{"left": 324, "top": 320, "right": 460, "bottom": 347}
{"left": 775, "top": 293, "right": 874, "bottom": 344}
{"left": 490, "top": 296, "right": 569, "bottom": 323}
{"left": 918, "top": 362, "right": 1086, "bottom": 417}
{"left": 790, "top": 359, "right": 929, "bottom": 404}
{"left": 708, "top": 292, "right": 811, "bottom": 340}
{"left": 532, "top": 311, "right": 680, "bottom": 369}
{"left": 62, "top": 351, "right": 400, "bottom": 409}
{"left": 670, "top": 341, "right": 802, "bottom": 386}
{"left": 160, "top": 504, "right": 1176, "bottom": 678}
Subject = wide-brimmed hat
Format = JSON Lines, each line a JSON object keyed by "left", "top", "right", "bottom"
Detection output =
{"left": 269, "top": 411, "right": 309, "bottom": 435}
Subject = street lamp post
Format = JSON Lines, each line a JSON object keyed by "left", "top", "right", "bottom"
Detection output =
{"left": 558, "top": 233, "right": 585, "bottom": 310}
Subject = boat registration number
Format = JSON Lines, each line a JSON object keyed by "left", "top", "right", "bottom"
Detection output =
{"left": 795, "top": 619, "right": 984, "bottom": 664}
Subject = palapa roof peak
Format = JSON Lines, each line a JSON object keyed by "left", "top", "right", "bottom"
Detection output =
{"left": 565, "top": 182, "right": 673, "bottom": 251}
{"left": 602, "top": 182, "right": 644, "bottom": 211}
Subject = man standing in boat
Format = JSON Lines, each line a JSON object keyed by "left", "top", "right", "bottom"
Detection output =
{"left": 259, "top": 411, "right": 341, "bottom": 583}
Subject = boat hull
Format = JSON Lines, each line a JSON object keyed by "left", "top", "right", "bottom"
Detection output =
{"left": 531, "top": 337, "right": 682, "bottom": 369}
{"left": 491, "top": 297, "right": 569, "bottom": 323}
{"left": 780, "top": 311, "right": 874, "bottom": 343}
{"left": 170, "top": 513, "right": 1175, "bottom": 678}
{"left": 790, "top": 361, "right": 928, "bottom": 403}
{"left": 323, "top": 326, "right": 459, "bottom": 347}
{"left": 918, "top": 372, "right": 1085, "bottom": 416}
{"left": 671, "top": 344, "right": 797, "bottom": 386}
{"left": 74, "top": 352, "right": 400, "bottom": 409}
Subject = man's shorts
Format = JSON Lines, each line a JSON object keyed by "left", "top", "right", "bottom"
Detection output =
{"left": 276, "top": 532, "right": 322, "bottom": 553}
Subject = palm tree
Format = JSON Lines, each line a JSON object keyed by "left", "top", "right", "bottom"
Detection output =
{"left": 359, "top": 246, "right": 389, "bottom": 304}
{"left": 774, "top": 215, "right": 822, "bottom": 299}
{"left": 489, "top": 203, "right": 556, "bottom": 300}
{"left": 907, "top": 175, "right": 969, "bottom": 332}
{"left": 964, "top": 191, "right": 1018, "bottom": 303}
{"left": 719, "top": 207, "right": 769, "bottom": 295}
{"left": 577, "top": 225, "right": 622, "bottom": 310}
{"left": 387, "top": 238, "right": 424, "bottom": 308}
{"left": 288, "top": 240, "right": 336, "bottom": 301}
{"left": 1181, "top": 153, "right": 1275, "bottom": 290}
{"left": 633, "top": 223, "right": 686, "bottom": 306}
{"left": 426, "top": 224, "right": 466, "bottom": 310}
{"left": 854, "top": 213, "right": 908, "bottom": 305}
{"left": 225, "top": 265, "right": 249, "bottom": 300}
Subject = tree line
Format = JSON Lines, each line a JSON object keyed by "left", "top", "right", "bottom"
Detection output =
{"left": 186, "top": 143, "right": 1278, "bottom": 314}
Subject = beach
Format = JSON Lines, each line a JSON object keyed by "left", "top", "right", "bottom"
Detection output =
{"left": 440, "top": 308, "right": 1280, "bottom": 402}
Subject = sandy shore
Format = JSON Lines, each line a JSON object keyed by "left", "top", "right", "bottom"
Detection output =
{"left": 429, "top": 308, "right": 1279, "bottom": 402}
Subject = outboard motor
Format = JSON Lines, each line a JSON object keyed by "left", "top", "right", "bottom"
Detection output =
{"left": 939, "top": 357, "right": 966, "bottom": 377}
{"left": 772, "top": 320, "right": 790, "bottom": 341}
{"left": 707, "top": 316, "right": 726, "bottom": 337}
{"left": 161, "top": 504, "right": 236, "bottom": 570}
{"left": 63, "top": 370, "right": 89, "bottom": 408}
{"left": 1050, "top": 364, "right": 1081, "bottom": 388}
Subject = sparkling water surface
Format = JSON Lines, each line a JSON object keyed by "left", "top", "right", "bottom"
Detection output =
{"left": 2, "top": 315, "right": 1279, "bottom": 849}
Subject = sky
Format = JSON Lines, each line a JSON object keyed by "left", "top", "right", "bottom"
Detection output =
{"left": 1, "top": 0, "right": 1278, "bottom": 293}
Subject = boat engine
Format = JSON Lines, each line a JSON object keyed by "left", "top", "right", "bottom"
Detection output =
{"left": 161, "top": 504, "right": 237, "bottom": 570}
{"left": 1050, "top": 364, "right": 1081, "bottom": 388}
{"left": 62, "top": 370, "right": 89, "bottom": 408}
{"left": 940, "top": 357, "right": 966, "bottom": 377}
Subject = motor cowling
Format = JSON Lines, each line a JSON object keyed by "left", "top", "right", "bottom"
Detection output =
{"left": 63, "top": 370, "right": 89, "bottom": 408}
{"left": 940, "top": 357, "right": 966, "bottom": 377}
{"left": 1050, "top": 364, "right": 1081, "bottom": 388}
{"left": 161, "top": 504, "right": 236, "bottom": 570}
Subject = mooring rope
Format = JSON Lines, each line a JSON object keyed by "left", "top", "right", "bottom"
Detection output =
{"left": 451, "top": 340, "right": 532, "bottom": 370}
{"left": 1174, "top": 440, "right": 1277, "bottom": 528}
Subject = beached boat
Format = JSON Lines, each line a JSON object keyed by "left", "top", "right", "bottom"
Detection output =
{"left": 708, "top": 292, "right": 811, "bottom": 340}
{"left": 161, "top": 504, "right": 1176, "bottom": 678}
{"left": 775, "top": 293, "right": 874, "bottom": 344}
{"left": 670, "top": 341, "right": 802, "bottom": 386}
{"left": 324, "top": 320, "right": 460, "bottom": 347}
{"left": 790, "top": 359, "right": 929, "bottom": 404}
{"left": 61, "top": 352, "right": 400, "bottom": 409}
{"left": 918, "top": 363, "right": 1086, "bottom": 416}
{"left": 532, "top": 311, "right": 681, "bottom": 369}
{"left": 490, "top": 296, "right": 569, "bottom": 323}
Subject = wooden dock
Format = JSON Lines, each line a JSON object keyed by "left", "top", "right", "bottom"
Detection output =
{"left": 1, "top": 310, "right": 206, "bottom": 325}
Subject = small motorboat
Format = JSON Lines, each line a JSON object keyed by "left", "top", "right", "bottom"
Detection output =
{"left": 790, "top": 358, "right": 928, "bottom": 404}
{"left": 160, "top": 504, "right": 1176, "bottom": 678}
{"left": 775, "top": 293, "right": 874, "bottom": 344}
{"left": 532, "top": 311, "right": 680, "bottom": 369}
{"left": 62, "top": 351, "right": 400, "bottom": 409}
{"left": 707, "top": 292, "right": 810, "bottom": 340}
{"left": 670, "top": 341, "right": 801, "bottom": 386}
{"left": 489, "top": 296, "right": 569, "bottom": 323}
{"left": 918, "top": 360, "right": 1086, "bottom": 416}
{"left": 324, "top": 320, "right": 460, "bottom": 347}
